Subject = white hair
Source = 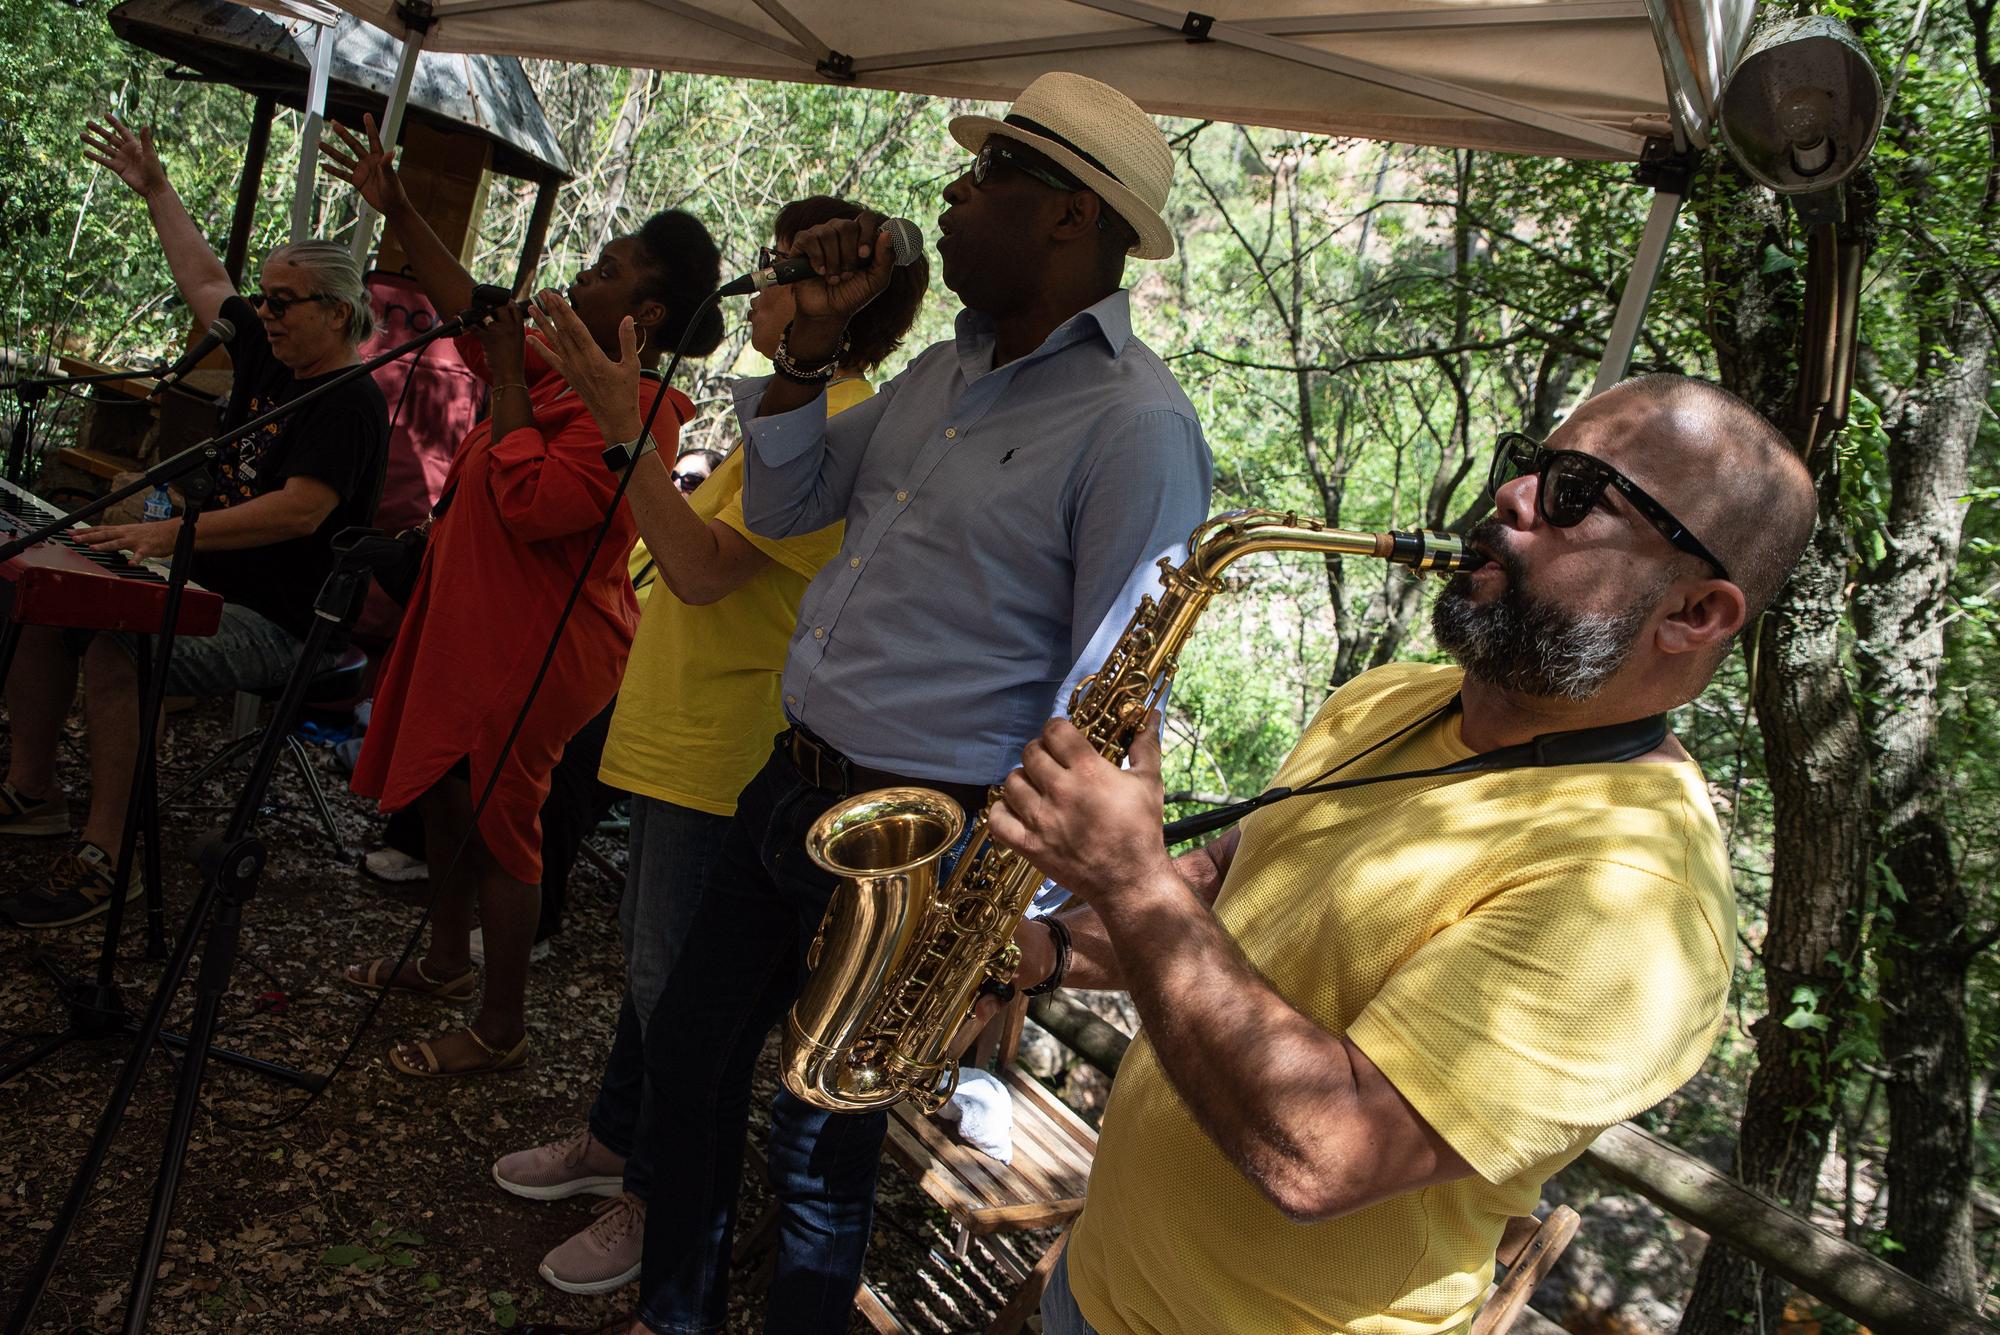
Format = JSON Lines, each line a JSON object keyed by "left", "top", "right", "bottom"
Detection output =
{"left": 264, "top": 239, "right": 374, "bottom": 344}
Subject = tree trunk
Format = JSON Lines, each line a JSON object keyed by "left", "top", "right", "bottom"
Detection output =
{"left": 1680, "top": 166, "right": 1873, "bottom": 1335}
{"left": 1854, "top": 303, "right": 1991, "bottom": 1302}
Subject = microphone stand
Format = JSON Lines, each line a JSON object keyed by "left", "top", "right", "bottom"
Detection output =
{"left": 4, "top": 529, "right": 416, "bottom": 1335}
{"left": 0, "top": 298, "right": 505, "bottom": 1099}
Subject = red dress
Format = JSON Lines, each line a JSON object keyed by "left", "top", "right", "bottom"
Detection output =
{"left": 351, "top": 331, "right": 687, "bottom": 883}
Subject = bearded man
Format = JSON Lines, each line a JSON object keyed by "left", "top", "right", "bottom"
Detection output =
{"left": 987, "top": 373, "right": 1817, "bottom": 1335}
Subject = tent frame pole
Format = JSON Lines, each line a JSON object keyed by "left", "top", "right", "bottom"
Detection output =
{"left": 1592, "top": 149, "right": 1697, "bottom": 394}
{"left": 350, "top": 24, "right": 430, "bottom": 268}
{"left": 289, "top": 20, "right": 337, "bottom": 242}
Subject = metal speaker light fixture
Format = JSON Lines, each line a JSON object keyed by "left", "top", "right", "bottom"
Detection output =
{"left": 1718, "top": 15, "right": 1883, "bottom": 195}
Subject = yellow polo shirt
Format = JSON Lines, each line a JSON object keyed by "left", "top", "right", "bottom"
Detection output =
{"left": 597, "top": 377, "right": 870, "bottom": 813}
{"left": 1066, "top": 661, "right": 1735, "bottom": 1334}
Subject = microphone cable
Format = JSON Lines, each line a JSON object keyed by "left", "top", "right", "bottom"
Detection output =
{"left": 206, "top": 289, "right": 722, "bottom": 1133}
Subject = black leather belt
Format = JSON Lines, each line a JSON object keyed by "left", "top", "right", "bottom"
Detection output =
{"left": 783, "top": 725, "right": 992, "bottom": 816}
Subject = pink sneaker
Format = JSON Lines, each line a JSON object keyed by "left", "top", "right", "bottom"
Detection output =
{"left": 539, "top": 1192, "right": 645, "bottom": 1295}
{"left": 492, "top": 1126, "right": 625, "bottom": 1201}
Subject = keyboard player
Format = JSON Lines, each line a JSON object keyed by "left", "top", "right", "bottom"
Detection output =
{"left": 0, "top": 114, "right": 388, "bottom": 929}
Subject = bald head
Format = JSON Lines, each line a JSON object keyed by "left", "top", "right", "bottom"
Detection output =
{"left": 1602, "top": 374, "right": 1816, "bottom": 622}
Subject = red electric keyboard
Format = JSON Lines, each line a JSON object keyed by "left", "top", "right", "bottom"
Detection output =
{"left": 0, "top": 476, "right": 224, "bottom": 636}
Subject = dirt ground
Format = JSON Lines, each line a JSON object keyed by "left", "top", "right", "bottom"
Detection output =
{"left": 0, "top": 697, "right": 1051, "bottom": 1333}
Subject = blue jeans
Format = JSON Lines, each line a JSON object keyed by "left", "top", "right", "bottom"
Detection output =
{"left": 64, "top": 600, "right": 328, "bottom": 697}
{"left": 587, "top": 795, "right": 734, "bottom": 1199}
{"left": 1040, "top": 1245, "right": 1100, "bottom": 1335}
{"left": 635, "top": 741, "right": 972, "bottom": 1335}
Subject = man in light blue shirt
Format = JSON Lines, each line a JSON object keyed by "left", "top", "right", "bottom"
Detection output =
{"left": 617, "top": 73, "right": 1212, "bottom": 1335}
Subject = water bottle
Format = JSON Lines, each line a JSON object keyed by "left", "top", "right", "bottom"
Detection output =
{"left": 143, "top": 484, "right": 173, "bottom": 522}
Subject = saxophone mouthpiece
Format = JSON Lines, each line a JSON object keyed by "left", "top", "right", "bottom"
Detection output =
{"left": 1384, "top": 529, "right": 1487, "bottom": 573}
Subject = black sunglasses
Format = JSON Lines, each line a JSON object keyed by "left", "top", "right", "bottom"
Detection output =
{"left": 1487, "top": 432, "right": 1732, "bottom": 584}
{"left": 247, "top": 291, "right": 337, "bottom": 318}
{"left": 670, "top": 468, "right": 707, "bottom": 493}
{"left": 755, "top": 245, "right": 787, "bottom": 271}
{"left": 972, "top": 142, "right": 1113, "bottom": 233}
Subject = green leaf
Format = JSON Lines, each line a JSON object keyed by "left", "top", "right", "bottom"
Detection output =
{"left": 1760, "top": 244, "right": 1798, "bottom": 274}
{"left": 1784, "top": 1008, "right": 1831, "bottom": 1032}
{"left": 318, "top": 1244, "right": 375, "bottom": 1269}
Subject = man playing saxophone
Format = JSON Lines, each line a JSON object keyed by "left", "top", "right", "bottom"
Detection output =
{"left": 989, "top": 374, "right": 1818, "bottom": 1335}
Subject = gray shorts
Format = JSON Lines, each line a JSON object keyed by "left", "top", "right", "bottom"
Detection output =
{"left": 62, "top": 602, "right": 324, "bottom": 698}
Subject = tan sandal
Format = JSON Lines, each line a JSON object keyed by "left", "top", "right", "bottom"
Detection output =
{"left": 388, "top": 1027, "right": 529, "bottom": 1078}
{"left": 344, "top": 956, "right": 478, "bottom": 1002}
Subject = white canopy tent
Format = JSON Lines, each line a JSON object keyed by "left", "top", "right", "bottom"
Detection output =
{"left": 251, "top": 0, "right": 1760, "bottom": 386}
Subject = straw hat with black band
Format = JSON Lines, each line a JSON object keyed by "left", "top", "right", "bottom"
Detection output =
{"left": 949, "top": 71, "right": 1177, "bottom": 261}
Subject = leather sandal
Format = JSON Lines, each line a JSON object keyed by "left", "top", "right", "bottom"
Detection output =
{"left": 344, "top": 956, "right": 478, "bottom": 1002}
{"left": 389, "top": 1027, "right": 529, "bottom": 1078}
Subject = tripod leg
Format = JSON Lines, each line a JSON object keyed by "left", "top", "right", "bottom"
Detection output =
{"left": 0, "top": 618, "right": 21, "bottom": 686}
{"left": 121, "top": 872, "right": 248, "bottom": 1334}
{"left": 289, "top": 735, "right": 344, "bottom": 849}
{"left": 2, "top": 873, "right": 219, "bottom": 1335}
{"left": 141, "top": 739, "right": 165, "bottom": 960}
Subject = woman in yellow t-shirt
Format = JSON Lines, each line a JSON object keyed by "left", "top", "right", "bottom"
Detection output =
{"left": 488, "top": 196, "right": 928, "bottom": 1302}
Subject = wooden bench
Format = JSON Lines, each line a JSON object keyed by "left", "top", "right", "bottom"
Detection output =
{"left": 743, "top": 998, "right": 1578, "bottom": 1335}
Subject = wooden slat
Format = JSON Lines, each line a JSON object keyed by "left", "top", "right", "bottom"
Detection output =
{"left": 856, "top": 1281, "right": 906, "bottom": 1333}
{"left": 885, "top": 1114, "right": 992, "bottom": 1217}
{"left": 1005, "top": 1101, "right": 1094, "bottom": 1185}
{"left": 1003, "top": 1070, "right": 1100, "bottom": 1156}
{"left": 986, "top": 1232, "right": 1070, "bottom": 1335}
{"left": 963, "top": 1197, "right": 1087, "bottom": 1236}
{"left": 898, "top": 1106, "right": 1019, "bottom": 1209}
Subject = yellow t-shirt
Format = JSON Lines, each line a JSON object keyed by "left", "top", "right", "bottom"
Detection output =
{"left": 597, "top": 376, "right": 871, "bottom": 813}
{"left": 1067, "top": 661, "right": 1735, "bottom": 1335}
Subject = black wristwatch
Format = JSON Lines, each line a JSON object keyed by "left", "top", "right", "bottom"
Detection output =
{"left": 601, "top": 431, "right": 659, "bottom": 472}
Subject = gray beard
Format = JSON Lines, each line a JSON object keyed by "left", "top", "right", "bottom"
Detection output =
{"left": 1431, "top": 525, "right": 1662, "bottom": 701}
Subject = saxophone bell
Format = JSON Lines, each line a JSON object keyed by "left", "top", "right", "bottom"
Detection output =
{"left": 787, "top": 789, "right": 967, "bottom": 1110}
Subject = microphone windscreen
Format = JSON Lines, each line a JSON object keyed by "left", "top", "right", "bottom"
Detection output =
{"left": 883, "top": 217, "right": 924, "bottom": 268}
{"left": 209, "top": 317, "right": 238, "bottom": 343}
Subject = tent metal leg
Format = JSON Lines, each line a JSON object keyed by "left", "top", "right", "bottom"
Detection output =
{"left": 290, "top": 20, "right": 337, "bottom": 242}
{"left": 1592, "top": 184, "right": 1684, "bottom": 395}
{"left": 350, "top": 26, "right": 430, "bottom": 267}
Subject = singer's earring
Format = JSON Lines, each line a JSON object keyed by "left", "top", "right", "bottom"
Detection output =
{"left": 634, "top": 326, "right": 650, "bottom": 355}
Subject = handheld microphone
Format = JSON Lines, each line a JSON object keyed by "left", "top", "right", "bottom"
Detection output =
{"left": 151, "top": 316, "right": 237, "bottom": 398}
{"left": 716, "top": 218, "right": 924, "bottom": 297}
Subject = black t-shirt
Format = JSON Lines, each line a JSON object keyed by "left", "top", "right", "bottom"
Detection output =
{"left": 190, "top": 294, "right": 389, "bottom": 640}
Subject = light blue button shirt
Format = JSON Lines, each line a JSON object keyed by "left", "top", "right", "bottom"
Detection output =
{"left": 737, "top": 289, "right": 1212, "bottom": 785}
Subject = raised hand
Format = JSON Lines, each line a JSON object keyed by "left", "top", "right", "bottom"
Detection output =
{"left": 321, "top": 113, "right": 402, "bottom": 214}
{"left": 80, "top": 114, "right": 168, "bottom": 199}
{"left": 530, "top": 289, "right": 643, "bottom": 445}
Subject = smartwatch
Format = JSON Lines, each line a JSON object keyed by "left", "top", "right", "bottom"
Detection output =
{"left": 602, "top": 431, "right": 660, "bottom": 472}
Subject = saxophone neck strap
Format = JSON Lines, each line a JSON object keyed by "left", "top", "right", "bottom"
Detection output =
{"left": 1160, "top": 694, "right": 1668, "bottom": 845}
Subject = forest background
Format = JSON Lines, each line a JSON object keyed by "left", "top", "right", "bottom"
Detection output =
{"left": 3, "top": 0, "right": 1999, "bottom": 1327}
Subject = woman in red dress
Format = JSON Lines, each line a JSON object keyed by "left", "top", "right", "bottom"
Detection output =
{"left": 325, "top": 115, "right": 724, "bottom": 1076}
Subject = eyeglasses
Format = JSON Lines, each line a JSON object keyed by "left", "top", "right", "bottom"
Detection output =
{"left": 756, "top": 245, "right": 787, "bottom": 272}
{"left": 1487, "top": 431, "right": 1732, "bottom": 583}
{"left": 971, "top": 142, "right": 1113, "bottom": 233}
{"left": 247, "top": 291, "right": 336, "bottom": 319}
{"left": 670, "top": 468, "right": 707, "bottom": 493}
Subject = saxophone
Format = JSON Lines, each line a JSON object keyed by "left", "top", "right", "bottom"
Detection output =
{"left": 784, "top": 509, "right": 1483, "bottom": 1113}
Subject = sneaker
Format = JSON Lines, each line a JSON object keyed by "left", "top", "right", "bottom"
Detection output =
{"left": 469, "top": 927, "right": 552, "bottom": 967}
{"left": 0, "top": 783, "right": 69, "bottom": 837}
{"left": 538, "top": 1192, "right": 645, "bottom": 1295}
{"left": 493, "top": 1126, "right": 626, "bottom": 1201}
{"left": 362, "top": 847, "right": 428, "bottom": 883}
{"left": 2, "top": 843, "right": 129, "bottom": 929}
